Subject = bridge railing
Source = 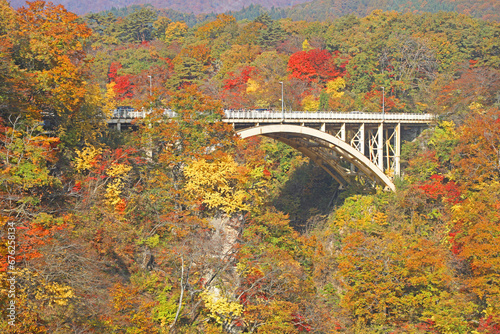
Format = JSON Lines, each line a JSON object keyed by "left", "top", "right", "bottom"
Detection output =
{"left": 111, "top": 108, "right": 177, "bottom": 119}
{"left": 112, "top": 108, "right": 142, "bottom": 118}
{"left": 110, "top": 108, "right": 435, "bottom": 122}
{"left": 223, "top": 110, "right": 435, "bottom": 122}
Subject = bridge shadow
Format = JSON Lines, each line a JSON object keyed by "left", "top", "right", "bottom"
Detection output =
{"left": 271, "top": 160, "right": 378, "bottom": 234}
{"left": 102, "top": 127, "right": 137, "bottom": 149}
{"left": 271, "top": 161, "right": 340, "bottom": 234}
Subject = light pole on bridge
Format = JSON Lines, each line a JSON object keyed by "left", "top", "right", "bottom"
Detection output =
{"left": 148, "top": 75, "right": 152, "bottom": 97}
{"left": 381, "top": 86, "right": 385, "bottom": 121}
{"left": 279, "top": 81, "right": 284, "bottom": 121}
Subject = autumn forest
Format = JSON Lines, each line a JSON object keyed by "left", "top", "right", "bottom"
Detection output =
{"left": 1, "top": 0, "right": 500, "bottom": 333}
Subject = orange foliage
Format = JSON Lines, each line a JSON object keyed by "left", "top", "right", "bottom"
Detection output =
{"left": 195, "top": 14, "right": 236, "bottom": 40}
{"left": 452, "top": 107, "right": 500, "bottom": 185}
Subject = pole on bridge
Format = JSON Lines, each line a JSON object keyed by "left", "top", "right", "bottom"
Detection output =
{"left": 395, "top": 123, "right": 401, "bottom": 177}
{"left": 378, "top": 123, "right": 383, "bottom": 170}
{"left": 148, "top": 75, "right": 152, "bottom": 97}
{"left": 280, "top": 81, "right": 284, "bottom": 121}
{"left": 381, "top": 86, "right": 385, "bottom": 121}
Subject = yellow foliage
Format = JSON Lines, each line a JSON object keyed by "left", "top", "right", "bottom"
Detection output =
{"left": 84, "top": 82, "right": 104, "bottom": 112}
{"left": 196, "top": 14, "right": 236, "bottom": 40}
{"left": 429, "top": 120, "right": 457, "bottom": 149}
{"left": 35, "top": 282, "right": 74, "bottom": 306}
{"left": 255, "top": 99, "right": 270, "bottom": 109}
{"left": 103, "top": 82, "right": 117, "bottom": 118}
{"left": 439, "top": 120, "right": 456, "bottom": 135}
{"left": 468, "top": 101, "right": 485, "bottom": 114}
{"left": 235, "top": 262, "right": 249, "bottom": 276}
{"left": 326, "top": 77, "right": 346, "bottom": 99}
{"left": 5, "top": 269, "right": 74, "bottom": 307}
{"left": 246, "top": 78, "right": 260, "bottom": 94}
{"left": 302, "top": 39, "right": 313, "bottom": 51}
{"left": 200, "top": 289, "right": 243, "bottom": 325}
{"left": 104, "top": 164, "right": 132, "bottom": 206}
{"left": 244, "top": 300, "right": 299, "bottom": 333}
{"left": 105, "top": 179, "right": 125, "bottom": 206}
{"left": 0, "top": 0, "right": 16, "bottom": 32}
{"left": 332, "top": 195, "right": 388, "bottom": 232}
{"left": 301, "top": 95, "right": 319, "bottom": 111}
{"left": 74, "top": 145, "right": 102, "bottom": 172}
{"left": 164, "top": 21, "right": 188, "bottom": 45}
{"left": 107, "top": 163, "right": 132, "bottom": 177}
{"left": 184, "top": 155, "right": 250, "bottom": 214}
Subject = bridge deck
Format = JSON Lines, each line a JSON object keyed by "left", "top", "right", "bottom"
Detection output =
{"left": 107, "top": 108, "right": 436, "bottom": 191}
{"left": 108, "top": 109, "right": 436, "bottom": 125}
{"left": 223, "top": 110, "right": 435, "bottom": 124}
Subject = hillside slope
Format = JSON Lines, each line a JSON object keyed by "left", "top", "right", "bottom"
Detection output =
{"left": 8, "top": 0, "right": 310, "bottom": 15}
{"left": 288, "top": 0, "right": 499, "bottom": 21}
{"left": 9, "top": 0, "right": 500, "bottom": 20}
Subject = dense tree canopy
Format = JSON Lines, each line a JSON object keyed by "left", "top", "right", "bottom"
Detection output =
{"left": 1, "top": 1, "right": 500, "bottom": 333}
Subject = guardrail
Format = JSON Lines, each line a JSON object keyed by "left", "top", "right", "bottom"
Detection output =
{"left": 111, "top": 108, "right": 176, "bottom": 119}
{"left": 223, "top": 110, "right": 435, "bottom": 122}
{"left": 110, "top": 108, "right": 435, "bottom": 122}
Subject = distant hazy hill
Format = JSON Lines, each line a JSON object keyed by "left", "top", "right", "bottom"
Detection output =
{"left": 8, "top": 0, "right": 311, "bottom": 15}
{"left": 9, "top": 0, "right": 499, "bottom": 21}
{"left": 286, "top": 0, "right": 499, "bottom": 22}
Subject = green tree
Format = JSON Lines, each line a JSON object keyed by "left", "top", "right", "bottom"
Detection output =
{"left": 118, "top": 6, "right": 157, "bottom": 42}
{"left": 153, "top": 16, "right": 171, "bottom": 40}
{"left": 258, "top": 21, "right": 287, "bottom": 48}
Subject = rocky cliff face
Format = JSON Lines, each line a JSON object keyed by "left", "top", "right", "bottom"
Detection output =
{"left": 209, "top": 213, "right": 245, "bottom": 260}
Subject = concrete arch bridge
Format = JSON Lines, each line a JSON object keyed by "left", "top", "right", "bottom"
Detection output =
{"left": 109, "top": 109, "right": 435, "bottom": 191}
{"left": 223, "top": 110, "right": 435, "bottom": 191}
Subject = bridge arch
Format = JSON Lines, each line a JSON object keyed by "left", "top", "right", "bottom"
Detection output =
{"left": 237, "top": 124, "right": 395, "bottom": 191}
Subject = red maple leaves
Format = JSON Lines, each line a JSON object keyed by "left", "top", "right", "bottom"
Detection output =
{"left": 287, "top": 49, "right": 346, "bottom": 83}
{"left": 108, "top": 62, "right": 135, "bottom": 100}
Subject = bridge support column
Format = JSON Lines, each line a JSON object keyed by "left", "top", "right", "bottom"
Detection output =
{"left": 117, "top": 122, "right": 121, "bottom": 131}
{"left": 334, "top": 124, "right": 345, "bottom": 141}
{"left": 395, "top": 123, "right": 401, "bottom": 176}
{"left": 350, "top": 123, "right": 365, "bottom": 155}
{"left": 370, "top": 123, "right": 384, "bottom": 170}
{"left": 350, "top": 123, "right": 365, "bottom": 173}
{"left": 321, "top": 123, "right": 326, "bottom": 132}
{"left": 360, "top": 123, "right": 365, "bottom": 155}
{"left": 378, "top": 123, "right": 383, "bottom": 170}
